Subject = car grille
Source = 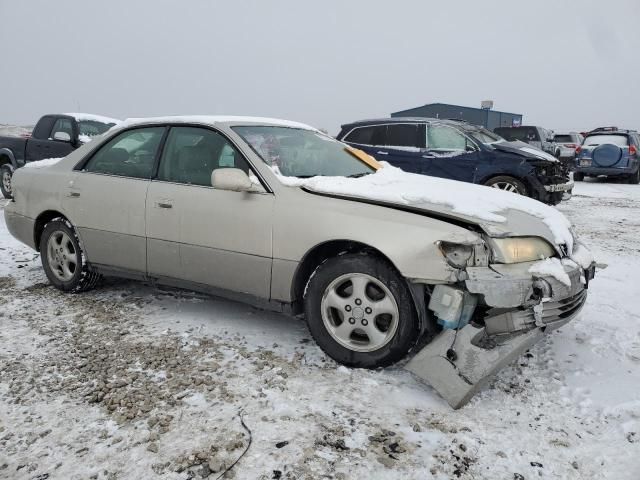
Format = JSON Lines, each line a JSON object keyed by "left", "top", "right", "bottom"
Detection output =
{"left": 522, "top": 289, "right": 587, "bottom": 325}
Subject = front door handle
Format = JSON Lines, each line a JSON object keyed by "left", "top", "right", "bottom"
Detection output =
{"left": 156, "top": 202, "right": 173, "bottom": 209}
{"left": 68, "top": 191, "right": 80, "bottom": 198}
{"left": 376, "top": 151, "right": 389, "bottom": 155}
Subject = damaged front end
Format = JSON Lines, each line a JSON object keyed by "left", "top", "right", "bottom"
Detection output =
{"left": 405, "top": 238, "right": 596, "bottom": 409}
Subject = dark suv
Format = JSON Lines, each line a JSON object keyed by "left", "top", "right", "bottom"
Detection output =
{"left": 574, "top": 127, "right": 640, "bottom": 184}
{"left": 337, "top": 118, "right": 571, "bottom": 205}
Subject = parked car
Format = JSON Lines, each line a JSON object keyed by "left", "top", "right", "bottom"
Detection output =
{"left": 494, "top": 125, "right": 561, "bottom": 158}
{"left": 0, "top": 113, "right": 119, "bottom": 198}
{"left": 4, "top": 116, "right": 596, "bottom": 408}
{"left": 574, "top": 127, "right": 640, "bottom": 183}
{"left": 553, "top": 131, "right": 584, "bottom": 162}
{"left": 336, "top": 118, "right": 572, "bottom": 205}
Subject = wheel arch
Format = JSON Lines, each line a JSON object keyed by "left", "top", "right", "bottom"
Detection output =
{"left": 289, "top": 240, "right": 430, "bottom": 333}
{"left": 34, "top": 210, "right": 72, "bottom": 251}
{"left": 480, "top": 173, "right": 530, "bottom": 195}
{"left": 0, "top": 148, "right": 17, "bottom": 168}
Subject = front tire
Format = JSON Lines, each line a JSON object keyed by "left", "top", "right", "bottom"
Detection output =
{"left": 304, "top": 253, "right": 419, "bottom": 368}
{"left": 40, "top": 218, "right": 101, "bottom": 292}
{"left": 484, "top": 176, "right": 527, "bottom": 195}
{"left": 1, "top": 164, "right": 13, "bottom": 199}
{"left": 573, "top": 172, "right": 584, "bottom": 181}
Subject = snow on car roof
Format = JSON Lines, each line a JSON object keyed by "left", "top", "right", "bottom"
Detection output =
{"left": 114, "top": 116, "right": 317, "bottom": 131}
{"left": 65, "top": 113, "right": 121, "bottom": 125}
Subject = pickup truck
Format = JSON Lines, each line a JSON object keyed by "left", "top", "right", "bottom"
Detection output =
{"left": 0, "top": 113, "right": 119, "bottom": 198}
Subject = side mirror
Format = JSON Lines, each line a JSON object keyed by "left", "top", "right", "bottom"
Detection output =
{"left": 53, "top": 131, "right": 71, "bottom": 142}
{"left": 211, "top": 168, "right": 254, "bottom": 192}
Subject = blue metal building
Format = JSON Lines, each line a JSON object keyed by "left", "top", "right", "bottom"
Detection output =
{"left": 391, "top": 102, "right": 523, "bottom": 130}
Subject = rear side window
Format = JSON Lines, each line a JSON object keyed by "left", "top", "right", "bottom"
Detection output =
{"left": 157, "top": 127, "right": 250, "bottom": 187}
{"left": 554, "top": 135, "right": 573, "bottom": 143}
{"left": 344, "top": 125, "right": 386, "bottom": 146}
{"left": 386, "top": 124, "right": 425, "bottom": 149}
{"left": 84, "top": 127, "right": 164, "bottom": 178}
{"left": 583, "top": 134, "right": 628, "bottom": 147}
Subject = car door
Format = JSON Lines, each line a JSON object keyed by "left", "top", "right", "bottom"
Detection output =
{"left": 378, "top": 123, "right": 425, "bottom": 174}
{"left": 422, "top": 124, "right": 480, "bottom": 182}
{"left": 62, "top": 126, "right": 166, "bottom": 274}
{"left": 145, "top": 126, "right": 274, "bottom": 299}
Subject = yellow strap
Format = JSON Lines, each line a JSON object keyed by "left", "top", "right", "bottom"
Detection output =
{"left": 345, "top": 146, "right": 382, "bottom": 170}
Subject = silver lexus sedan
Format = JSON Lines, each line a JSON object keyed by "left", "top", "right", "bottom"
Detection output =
{"left": 4, "top": 116, "right": 596, "bottom": 407}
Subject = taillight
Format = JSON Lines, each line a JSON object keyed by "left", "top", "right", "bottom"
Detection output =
{"left": 630, "top": 145, "right": 637, "bottom": 156}
{"left": 575, "top": 146, "right": 582, "bottom": 154}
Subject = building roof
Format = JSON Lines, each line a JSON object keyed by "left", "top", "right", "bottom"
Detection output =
{"left": 391, "top": 102, "right": 521, "bottom": 117}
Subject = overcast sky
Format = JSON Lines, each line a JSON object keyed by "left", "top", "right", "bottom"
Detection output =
{"left": 1, "top": 0, "right": 639, "bottom": 133}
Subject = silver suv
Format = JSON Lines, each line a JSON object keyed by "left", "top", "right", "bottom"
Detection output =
{"left": 494, "top": 126, "right": 561, "bottom": 158}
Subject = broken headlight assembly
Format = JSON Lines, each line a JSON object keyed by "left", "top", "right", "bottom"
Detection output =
{"left": 438, "top": 241, "right": 489, "bottom": 268}
{"left": 491, "top": 236, "right": 555, "bottom": 264}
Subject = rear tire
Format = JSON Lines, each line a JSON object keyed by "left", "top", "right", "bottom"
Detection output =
{"left": 484, "top": 176, "right": 527, "bottom": 195}
{"left": 40, "top": 218, "right": 102, "bottom": 292}
{"left": 1, "top": 164, "right": 13, "bottom": 199}
{"left": 627, "top": 168, "right": 640, "bottom": 184}
{"left": 304, "top": 253, "right": 419, "bottom": 368}
{"left": 573, "top": 172, "right": 584, "bottom": 181}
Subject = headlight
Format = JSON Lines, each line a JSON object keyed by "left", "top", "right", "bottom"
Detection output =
{"left": 491, "top": 237, "right": 556, "bottom": 264}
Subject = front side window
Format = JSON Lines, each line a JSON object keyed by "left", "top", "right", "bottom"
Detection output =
{"left": 83, "top": 127, "right": 164, "bottom": 178}
{"left": 234, "top": 126, "right": 376, "bottom": 179}
{"left": 157, "top": 127, "right": 250, "bottom": 187}
{"left": 51, "top": 118, "right": 74, "bottom": 139}
{"left": 427, "top": 125, "right": 468, "bottom": 151}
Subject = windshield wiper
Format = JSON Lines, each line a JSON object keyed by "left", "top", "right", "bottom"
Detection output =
{"left": 346, "top": 172, "right": 372, "bottom": 178}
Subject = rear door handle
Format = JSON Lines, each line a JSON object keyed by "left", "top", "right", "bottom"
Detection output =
{"left": 376, "top": 151, "right": 389, "bottom": 155}
{"left": 68, "top": 191, "right": 80, "bottom": 198}
{"left": 156, "top": 202, "right": 173, "bottom": 209}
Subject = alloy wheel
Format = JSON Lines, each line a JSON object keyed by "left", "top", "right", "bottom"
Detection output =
{"left": 47, "top": 231, "right": 77, "bottom": 282}
{"left": 490, "top": 181, "right": 522, "bottom": 194}
{"left": 1, "top": 170, "right": 11, "bottom": 195}
{"left": 320, "top": 273, "right": 399, "bottom": 353}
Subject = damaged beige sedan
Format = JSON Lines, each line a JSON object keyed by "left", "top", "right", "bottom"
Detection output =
{"left": 4, "top": 116, "right": 596, "bottom": 408}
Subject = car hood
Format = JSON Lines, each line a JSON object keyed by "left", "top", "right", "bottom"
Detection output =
{"left": 284, "top": 164, "right": 574, "bottom": 252}
{"left": 492, "top": 141, "right": 559, "bottom": 163}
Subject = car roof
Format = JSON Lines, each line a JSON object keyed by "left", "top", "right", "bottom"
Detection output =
{"left": 113, "top": 115, "right": 317, "bottom": 131}
{"left": 340, "top": 117, "right": 468, "bottom": 129}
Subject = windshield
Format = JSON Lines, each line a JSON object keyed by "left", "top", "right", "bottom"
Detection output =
{"left": 233, "top": 126, "right": 376, "bottom": 178}
{"left": 466, "top": 127, "right": 503, "bottom": 144}
{"left": 494, "top": 127, "right": 540, "bottom": 142}
{"left": 583, "top": 134, "right": 628, "bottom": 147}
{"left": 78, "top": 120, "right": 116, "bottom": 137}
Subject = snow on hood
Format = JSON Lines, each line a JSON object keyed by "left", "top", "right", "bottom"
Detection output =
{"left": 23, "top": 158, "right": 63, "bottom": 169}
{"left": 65, "top": 113, "right": 120, "bottom": 125}
{"left": 278, "top": 163, "right": 574, "bottom": 251}
{"left": 493, "top": 141, "right": 558, "bottom": 162}
{"left": 112, "top": 115, "right": 317, "bottom": 132}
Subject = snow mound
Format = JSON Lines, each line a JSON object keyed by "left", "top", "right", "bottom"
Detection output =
{"left": 278, "top": 163, "right": 574, "bottom": 250}
{"left": 23, "top": 158, "right": 63, "bottom": 169}
{"left": 65, "top": 113, "right": 120, "bottom": 125}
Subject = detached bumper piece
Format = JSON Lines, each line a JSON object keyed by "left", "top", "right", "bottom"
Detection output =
{"left": 404, "top": 261, "right": 594, "bottom": 409}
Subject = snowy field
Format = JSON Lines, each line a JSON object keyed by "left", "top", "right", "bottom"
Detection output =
{"left": 0, "top": 180, "right": 639, "bottom": 480}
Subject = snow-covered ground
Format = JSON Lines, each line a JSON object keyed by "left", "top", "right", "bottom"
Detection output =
{"left": 0, "top": 180, "right": 639, "bottom": 480}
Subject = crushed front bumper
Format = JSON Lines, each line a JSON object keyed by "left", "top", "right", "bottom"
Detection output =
{"left": 405, "top": 259, "right": 596, "bottom": 409}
